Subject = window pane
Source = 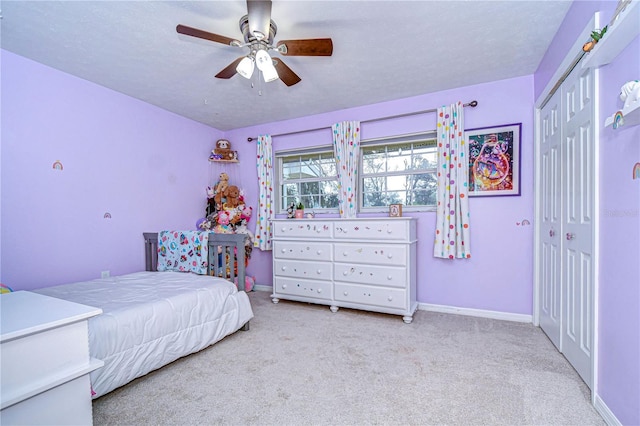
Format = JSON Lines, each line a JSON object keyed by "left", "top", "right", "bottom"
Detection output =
{"left": 361, "top": 138, "right": 437, "bottom": 209}
{"left": 278, "top": 150, "right": 338, "bottom": 213}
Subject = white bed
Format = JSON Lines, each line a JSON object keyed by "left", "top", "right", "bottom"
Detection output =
{"left": 33, "top": 232, "right": 254, "bottom": 398}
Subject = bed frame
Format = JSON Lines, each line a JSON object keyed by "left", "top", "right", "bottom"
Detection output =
{"left": 143, "top": 232, "right": 249, "bottom": 292}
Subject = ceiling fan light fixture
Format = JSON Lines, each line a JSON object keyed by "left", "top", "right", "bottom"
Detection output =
{"left": 236, "top": 56, "right": 255, "bottom": 79}
{"left": 255, "top": 49, "right": 271, "bottom": 71}
{"left": 262, "top": 64, "right": 279, "bottom": 82}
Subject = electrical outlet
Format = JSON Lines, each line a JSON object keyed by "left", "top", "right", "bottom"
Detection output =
{"left": 101, "top": 271, "right": 110, "bottom": 279}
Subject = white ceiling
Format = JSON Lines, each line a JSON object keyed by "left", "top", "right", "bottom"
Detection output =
{"left": 1, "top": 1, "right": 572, "bottom": 131}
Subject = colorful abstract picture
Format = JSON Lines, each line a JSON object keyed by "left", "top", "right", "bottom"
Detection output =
{"left": 466, "top": 123, "right": 521, "bottom": 197}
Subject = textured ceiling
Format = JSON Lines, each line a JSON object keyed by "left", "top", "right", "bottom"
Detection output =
{"left": 1, "top": 1, "right": 572, "bottom": 131}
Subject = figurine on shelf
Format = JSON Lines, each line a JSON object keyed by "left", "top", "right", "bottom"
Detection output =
{"left": 620, "top": 80, "right": 640, "bottom": 109}
{"left": 286, "top": 202, "right": 295, "bottom": 219}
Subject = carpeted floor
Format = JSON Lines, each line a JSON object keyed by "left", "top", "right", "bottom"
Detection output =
{"left": 93, "top": 290, "right": 604, "bottom": 425}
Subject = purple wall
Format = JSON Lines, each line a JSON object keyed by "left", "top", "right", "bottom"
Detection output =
{"left": 535, "top": 1, "right": 639, "bottom": 424}
{"left": 226, "top": 75, "right": 535, "bottom": 315}
{"left": 598, "top": 35, "right": 640, "bottom": 426}
{"left": 1, "top": 50, "right": 222, "bottom": 290}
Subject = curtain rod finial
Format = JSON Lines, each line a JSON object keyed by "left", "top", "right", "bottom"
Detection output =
{"left": 247, "top": 137, "right": 254, "bottom": 142}
{"left": 469, "top": 100, "right": 478, "bottom": 107}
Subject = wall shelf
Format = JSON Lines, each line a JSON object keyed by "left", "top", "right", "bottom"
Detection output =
{"left": 605, "top": 102, "right": 640, "bottom": 128}
{"left": 209, "top": 158, "right": 239, "bottom": 163}
{"left": 582, "top": 0, "right": 639, "bottom": 69}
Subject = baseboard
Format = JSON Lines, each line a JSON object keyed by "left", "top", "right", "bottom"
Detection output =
{"left": 252, "top": 286, "right": 531, "bottom": 322}
{"left": 419, "top": 303, "right": 532, "bottom": 323}
{"left": 253, "top": 284, "right": 273, "bottom": 293}
{"left": 594, "top": 394, "right": 622, "bottom": 426}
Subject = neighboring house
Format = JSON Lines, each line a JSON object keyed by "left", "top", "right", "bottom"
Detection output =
{"left": 1, "top": 1, "right": 637, "bottom": 425}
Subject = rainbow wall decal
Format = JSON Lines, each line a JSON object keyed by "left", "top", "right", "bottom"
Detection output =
{"left": 104, "top": 212, "right": 112, "bottom": 219}
{"left": 612, "top": 111, "right": 625, "bottom": 129}
{"left": 633, "top": 163, "right": 640, "bottom": 180}
{"left": 52, "top": 160, "right": 64, "bottom": 171}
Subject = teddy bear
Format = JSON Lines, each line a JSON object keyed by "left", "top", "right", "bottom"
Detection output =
{"left": 215, "top": 172, "right": 229, "bottom": 194}
{"left": 213, "top": 139, "right": 235, "bottom": 161}
{"left": 223, "top": 185, "right": 241, "bottom": 209}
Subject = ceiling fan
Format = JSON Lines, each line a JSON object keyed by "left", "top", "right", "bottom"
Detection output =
{"left": 176, "top": 0, "right": 333, "bottom": 87}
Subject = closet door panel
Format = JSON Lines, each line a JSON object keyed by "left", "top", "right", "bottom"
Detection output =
{"left": 539, "top": 89, "right": 563, "bottom": 350}
{"left": 561, "top": 65, "right": 594, "bottom": 388}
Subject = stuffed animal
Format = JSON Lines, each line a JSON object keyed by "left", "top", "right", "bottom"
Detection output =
{"left": 214, "top": 211, "right": 233, "bottom": 234}
{"left": 215, "top": 172, "right": 229, "bottom": 195}
{"left": 214, "top": 139, "right": 235, "bottom": 160}
{"left": 223, "top": 185, "right": 241, "bottom": 209}
{"left": 620, "top": 80, "right": 640, "bottom": 109}
{"left": 234, "top": 219, "right": 255, "bottom": 246}
{"left": 239, "top": 205, "right": 253, "bottom": 222}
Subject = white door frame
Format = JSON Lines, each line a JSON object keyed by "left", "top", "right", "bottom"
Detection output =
{"left": 533, "top": 13, "right": 600, "bottom": 402}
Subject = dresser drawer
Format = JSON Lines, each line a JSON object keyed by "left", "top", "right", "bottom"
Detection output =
{"left": 333, "top": 220, "right": 410, "bottom": 241}
{"left": 273, "top": 241, "right": 333, "bottom": 261}
{"left": 273, "top": 277, "right": 332, "bottom": 301}
{"left": 334, "top": 243, "right": 406, "bottom": 266}
{"left": 334, "top": 263, "right": 406, "bottom": 288}
{"left": 273, "top": 221, "right": 333, "bottom": 239}
{"left": 334, "top": 283, "right": 406, "bottom": 310}
{"left": 274, "top": 259, "right": 333, "bottom": 281}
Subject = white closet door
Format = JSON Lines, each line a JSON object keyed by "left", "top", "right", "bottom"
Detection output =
{"left": 539, "top": 89, "right": 563, "bottom": 350}
{"left": 561, "top": 64, "right": 595, "bottom": 388}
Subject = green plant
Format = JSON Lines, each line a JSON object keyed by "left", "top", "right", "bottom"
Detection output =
{"left": 590, "top": 25, "right": 608, "bottom": 42}
{"left": 296, "top": 202, "right": 304, "bottom": 210}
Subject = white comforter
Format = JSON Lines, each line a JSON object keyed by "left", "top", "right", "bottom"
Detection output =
{"left": 35, "top": 271, "right": 254, "bottom": 398}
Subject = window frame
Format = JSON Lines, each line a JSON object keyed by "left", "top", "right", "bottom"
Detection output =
{"left": 274, "top": 131, "right": 439, "bottom": 215}
{"left": 274, "top": 145, "right": 340, "bottom": 214}
{"left": 359, "top": 131, "right": 438, "bottom": 213}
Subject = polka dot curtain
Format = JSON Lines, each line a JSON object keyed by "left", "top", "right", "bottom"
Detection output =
{"left": 331, "top": 121, "right": 361, "bottom": 218}
{"left": 254, "top": 134, "right": 273, "bottom": 251}
{"left": 434, "top": 102, "right": 471, "bottom": 259}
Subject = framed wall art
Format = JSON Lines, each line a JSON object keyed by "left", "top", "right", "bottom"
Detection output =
{"left": 466, "top": 123, "right": 521, "bottom": 197}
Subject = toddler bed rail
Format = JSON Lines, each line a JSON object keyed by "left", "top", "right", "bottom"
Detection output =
{"left": 143, "top": 232, "right": 249, "bottom": 292}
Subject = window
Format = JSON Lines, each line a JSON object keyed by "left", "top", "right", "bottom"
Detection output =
{"left": 360, "top": 137, "right": 438, "bottom": 210}
{"left": 275, "top": 132, "right": 438, "bottom": 213}
{"left": 276, "top": 150, "right": 339, "bottom": 212}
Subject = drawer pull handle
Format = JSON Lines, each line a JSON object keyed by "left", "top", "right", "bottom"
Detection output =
{"left": 317, "top": 250, "right": 322, "bottom": 255}
{"left": 343, "top": 252, "right": 348, "bottom": 257}
{"left": 343, "top": 271, "right": 349, "bottom": 276}
{"left": 317, "top": 288, "right": 323, "bottom": 293}
{"left": 282, "top": 284, "right": 287, "bottom": 289}
{"left": 281, "top": 227, "right": 286, "bottom": 232}
{"left": 281, "top": 266, "right": 287, "bottom": 271}
{"left": 387, "top": 254, "right": 393, "bottom": 259}
{"left": 281, "top": 249, "right": 286, "bottom": 253}
{"left": 387, "top": 229, "right": 392, "bottom": 234}
{"left": 388, "top": 296, "right": 393, "bottom": 302}
{"left": 387, "top": 275, "right": 393, "bottom": 280}
{"left": 343, "top": 291, "right": 348, "bottom": 296}
{"left": 317, "top": 269, "right": 322, "bottom": 274}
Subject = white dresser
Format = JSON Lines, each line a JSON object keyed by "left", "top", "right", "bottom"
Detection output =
{"left": 1, "top": 291, "right": 103, "bottom": 425}
{"left": 271, "top": 218, "right": 417, "bottom": 323}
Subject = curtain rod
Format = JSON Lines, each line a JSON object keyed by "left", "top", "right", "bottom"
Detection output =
{"left": 246, "top": 100, "right": 478, "bottom": 142}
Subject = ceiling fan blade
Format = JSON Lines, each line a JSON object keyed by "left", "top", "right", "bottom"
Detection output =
{"left": 215, "top": 57, "right": 244, "bottom": 79}
{"left": 277, "top": 38, "right": 333, "bottom": 56}
{"left": 176, "top": 24, "right": 239, "bottom": 46}
{"left": 246, "top": 0, "right": 272, "bottom": 41}
{"left": 272, "top": 58, "right": 301, "bottom": 87}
